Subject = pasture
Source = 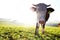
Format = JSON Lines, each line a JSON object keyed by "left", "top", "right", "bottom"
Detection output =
{"left": 0, "top": 23, "right": 60, "bottom": 40}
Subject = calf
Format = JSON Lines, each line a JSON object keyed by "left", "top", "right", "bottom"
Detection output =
{"left": 31, "top": 3, "right": 54, "bottom": 35}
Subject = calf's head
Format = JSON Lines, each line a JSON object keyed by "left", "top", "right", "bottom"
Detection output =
{"left": 31, "top": 5, "right": 54, "bottom": 24}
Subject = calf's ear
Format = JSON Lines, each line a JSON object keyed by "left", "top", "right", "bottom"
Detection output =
{"left": 32, "top": 4, "right": 37, "bottom": 6}
{"left": 31, "top": 7, "right": 36, "bottom": 12}
{"left": 47, "top": 8, "right": 54, "bottom": 14}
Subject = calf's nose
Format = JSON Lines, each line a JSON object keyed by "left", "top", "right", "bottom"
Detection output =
{"left": 39, "top": 21, "right": 45, "bottom": 24}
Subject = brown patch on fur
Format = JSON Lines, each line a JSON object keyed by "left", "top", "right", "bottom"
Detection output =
{"left": 45, "top": 8, "right": 54, "bottom": 22}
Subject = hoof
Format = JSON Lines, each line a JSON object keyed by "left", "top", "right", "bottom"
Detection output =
{"left": 42, "top": 30, "right": 44, "bottom": 34}
{"left": 35, "top": 32, "right": 38, "bottom": 35}
{"left": 35, "top": 33, "right": 40, "bottom": 37}
{"left": 35, "top": 32, "right": 39, "bottom": 35}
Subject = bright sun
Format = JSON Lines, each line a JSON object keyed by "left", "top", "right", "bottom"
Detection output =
{"left": 0, "top": 0, "right": 37, "bottom": 25}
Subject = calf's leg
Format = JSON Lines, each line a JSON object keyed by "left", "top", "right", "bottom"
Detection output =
{"left": 35, "top": 23, "right": 39, "bottom": 35}
{"left": 41, "top": 23, "right": 45, "bottom": 34}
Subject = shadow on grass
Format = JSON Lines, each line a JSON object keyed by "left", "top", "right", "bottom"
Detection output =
{"left": 33, "top": 31, "right": 60, "bottom": 40}
{"left": 45, "top": 31, "right": 60, "bottom": 38}
{"left": 44, "top": 31, "right": 60, "bottom": 40}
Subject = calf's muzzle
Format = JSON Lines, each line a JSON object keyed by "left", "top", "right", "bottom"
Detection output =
{"left": 39, "top": 20, "right": 45, "bottom": 24}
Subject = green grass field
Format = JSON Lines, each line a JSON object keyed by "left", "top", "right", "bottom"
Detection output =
{"left": 0, "top": 23, "right": 60, "bottom": 40}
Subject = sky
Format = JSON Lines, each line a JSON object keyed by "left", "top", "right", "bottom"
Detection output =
{"left": 0, "top": 0, "right": 60, "bottom": 25}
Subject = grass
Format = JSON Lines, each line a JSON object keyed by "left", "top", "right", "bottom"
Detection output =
{"left": 0, "top": 23, "right": 60, "bottom": 40}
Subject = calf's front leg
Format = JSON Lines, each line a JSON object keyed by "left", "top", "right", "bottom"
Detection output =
{"left": 41, "top": 23, "right": 45, "bottom": 34}
{"left": 35, "top": 23, "right": 39, "bottom": 35}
